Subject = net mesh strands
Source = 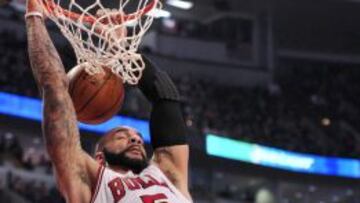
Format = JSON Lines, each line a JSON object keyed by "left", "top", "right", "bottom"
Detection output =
{"left": 40, "top": 0, "right": 161, "bottom": 84}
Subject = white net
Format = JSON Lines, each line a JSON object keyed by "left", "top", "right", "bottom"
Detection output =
{"left": 40, "top": 0, "right": 161, "bottom": 84}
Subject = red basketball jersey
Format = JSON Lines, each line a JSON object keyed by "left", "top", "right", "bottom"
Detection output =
{"left": 91, "top": 164, "right": 192, "bottom": 203}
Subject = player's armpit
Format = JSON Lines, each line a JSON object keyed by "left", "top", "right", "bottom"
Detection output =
{"left": 152, "top": 145, "right": 191, "bottom": 199}
{"left": 52, "top": 146, "right": 101, "bottom": 202}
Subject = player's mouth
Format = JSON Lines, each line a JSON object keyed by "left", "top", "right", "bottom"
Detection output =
{"left": 127, "top": 147, "right": 142, "bottom": 156}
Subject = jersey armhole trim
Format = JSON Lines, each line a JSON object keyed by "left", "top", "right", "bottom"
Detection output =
{"left": 90, "top": 165, "right": 105, "bottom": 203}
{"left": 149, "top": 164, "right": 193, "bottom": 203}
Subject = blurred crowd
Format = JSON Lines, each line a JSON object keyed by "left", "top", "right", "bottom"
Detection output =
{"left": 1, "top": 3, "right": 360, "bottom": 203}
{"left": 0, "top": 132, "right": 64, "bottom": 203}
{"left": 0, "top": 31, "right": 36, "bottom": 97}
{"left": 0, "top": 15, "right": 360, "bottom": 201}
{"left": 178, "top": 61, "right": 360, "bottom": 157}
{"left": 8, "top": 174, "right": 64, "bottom": 203}
{"left": 0, "top": 29, "right": 359, "bottom": 159}
{"left": 0, "top": 132, "right": 52, "bottom": 173}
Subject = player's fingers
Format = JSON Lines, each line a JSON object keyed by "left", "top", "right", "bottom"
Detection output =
{"left": 26, "top": 0, "right": 45, "bottom": 15}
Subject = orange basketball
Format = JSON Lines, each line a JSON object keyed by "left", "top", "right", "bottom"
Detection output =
{"left": 67, "top": 64, "right": 125, "bottom": 124}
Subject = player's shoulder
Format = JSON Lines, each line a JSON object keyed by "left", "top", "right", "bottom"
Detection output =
{"left": 142, "top": 162, "right": 164, "bottom": 174}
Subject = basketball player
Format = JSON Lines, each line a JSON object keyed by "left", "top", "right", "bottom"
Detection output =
{"left": 25, "top": 0, "right": 192, "bottom": 202}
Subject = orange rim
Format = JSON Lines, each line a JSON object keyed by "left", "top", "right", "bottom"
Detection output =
{"left": 41, "top": 0, "right": 157, "bottom": 25}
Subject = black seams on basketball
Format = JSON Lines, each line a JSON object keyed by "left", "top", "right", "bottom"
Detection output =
{"left": 67, "top": 64, "right": 125, "bottom": 124}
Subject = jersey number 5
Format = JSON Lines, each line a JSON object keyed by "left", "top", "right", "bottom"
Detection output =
{"left": 141, "top": 193, "right": 169, "bottom": 203}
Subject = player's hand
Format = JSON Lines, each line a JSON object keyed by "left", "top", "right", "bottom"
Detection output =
{"left": 26, "top": 0, "right": 46, "bottom": 16}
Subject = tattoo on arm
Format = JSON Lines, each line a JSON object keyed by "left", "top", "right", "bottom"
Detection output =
{"left": 26, "top": 17, "right": 67, "bottom": 90}
{"left": 26, "top": 17, "right": 91, "bottom": 187}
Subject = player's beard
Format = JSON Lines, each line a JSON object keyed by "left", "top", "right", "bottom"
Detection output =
{"left": 103, "top": 148, "right": 148, "bottom": 174}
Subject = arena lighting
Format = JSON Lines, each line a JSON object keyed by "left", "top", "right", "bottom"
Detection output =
{"left": 206, "top": 134, "right": 360, "bottom": 179}
{"left": 167, "top": 0, "right": 194, "bottom": 10}
{"left": 0, "top": 92, "right": 150, "bottom": 142}
{"left": 146, "top": 8, "right": 171, "bottom": 18}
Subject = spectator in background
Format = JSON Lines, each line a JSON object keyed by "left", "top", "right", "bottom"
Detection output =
{"left": 0, "top": 26, "right": 359, "bottom": 158}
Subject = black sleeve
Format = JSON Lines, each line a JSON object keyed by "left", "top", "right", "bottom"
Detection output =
{"left": 137, "top": 55, "right": 188, "bottom": 149}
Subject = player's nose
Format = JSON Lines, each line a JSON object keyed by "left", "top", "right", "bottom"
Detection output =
{"left": 129, "top": 136, "right": 142, "bottom": 145}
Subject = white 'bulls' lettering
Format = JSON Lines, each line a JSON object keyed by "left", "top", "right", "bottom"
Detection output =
{"left": 108, "top": 175, "right": 170, "bottom": 202}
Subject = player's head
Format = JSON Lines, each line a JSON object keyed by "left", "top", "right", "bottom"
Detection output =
{"left": 95, "top": 126, "right": 148, "bottom": 174}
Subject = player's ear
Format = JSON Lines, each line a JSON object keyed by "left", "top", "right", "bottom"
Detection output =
{"left": 95, "top": 151, "right": 106, "bottom": 165}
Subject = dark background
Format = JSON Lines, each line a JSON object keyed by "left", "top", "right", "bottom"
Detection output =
{"left": 0, "top": 0, "right": 359, "bottom": 202}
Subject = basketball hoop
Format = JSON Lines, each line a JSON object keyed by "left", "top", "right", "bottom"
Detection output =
{"left": 39, "top": 0, "right": 161, "bottom": 84}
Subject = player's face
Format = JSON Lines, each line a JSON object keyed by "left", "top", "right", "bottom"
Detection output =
{"left": 101, "top": 127, "right": 148, "bottom": 173}
{"left": 105, "top": 127, "right": 147, "bottom": 161}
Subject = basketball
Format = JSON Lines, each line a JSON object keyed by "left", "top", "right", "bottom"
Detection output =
{"left": 67, "top": 64, "right": 125, "bottom": 124}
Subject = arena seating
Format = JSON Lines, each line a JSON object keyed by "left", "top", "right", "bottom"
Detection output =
{"left": 1, "top": 29, "right": 360, "bottom": 202}
{"left": 0, "top": 30, "right": 359, "bottom": 158}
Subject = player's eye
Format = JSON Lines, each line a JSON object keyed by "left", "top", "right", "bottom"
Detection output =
{"left": 114, "top": 135, "right": 126, "bottom": 140}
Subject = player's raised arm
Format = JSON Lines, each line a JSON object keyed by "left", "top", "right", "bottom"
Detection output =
{"left": 138, "top": 56, "right": 191, "bottom": 199}
{"left": 25, "top": 0, "right": 98, "bottom": 202}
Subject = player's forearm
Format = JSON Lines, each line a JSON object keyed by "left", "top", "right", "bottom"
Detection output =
{"left": 138, "top": 56, "right": 188, "bottom": 148}
{"left": 26, "top": 17, "right": 67, "bottom": 90}
{"left": 42, "top": 91, "right": 81, "bottom": 153}
{"left": 26, "top": 17, "right": 81, "bottom": 156}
